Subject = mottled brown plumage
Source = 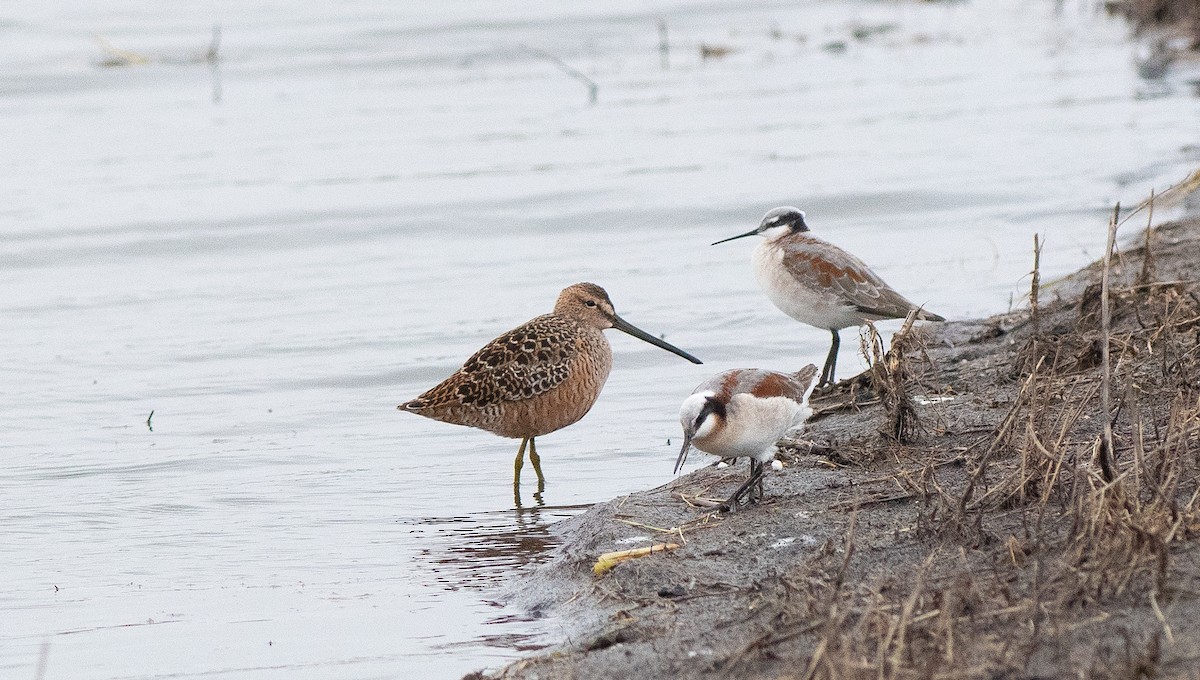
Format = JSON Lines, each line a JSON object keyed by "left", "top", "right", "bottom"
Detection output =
{"left": 402, "top": 309, "right": 612, "bottom": 438}
{"left": 399, "top": 282, "right": 701, "bottom": 501}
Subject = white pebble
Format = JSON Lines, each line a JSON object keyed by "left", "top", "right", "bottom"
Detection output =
{"left": 770, "top": 460, "right": 784, "bottom": 471}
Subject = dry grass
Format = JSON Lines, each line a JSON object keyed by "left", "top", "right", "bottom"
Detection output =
{"left": 1122, "top": 0, "right": 1200, "bottom": 46}
{"left": 861, "top": 314, "right": 926, "bottom": 444}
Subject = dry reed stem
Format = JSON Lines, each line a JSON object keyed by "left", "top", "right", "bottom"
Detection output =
{"left": 1117, "top": 168, "right": 1200, "bottom": 228}
{"left": 1031, "top": 233, "right": 1043, "bottom": 337}
{"left": 1099, "top": 203, "right": 1120, "bottom": 482}
{"left": 960, "top": 357, "right": 1045, "bottom": 516}
{"left": 861, "top": 314, "right": 925, "bottom": 443}
{"left": 592, "top": 543, "right": 680, "bottom": 576}
{"left": 1138, "top": 189, "right": 1156, "bottom": 287}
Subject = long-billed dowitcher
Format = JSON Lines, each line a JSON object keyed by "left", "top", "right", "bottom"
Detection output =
{"left": 400, "top": 282, "right": 702, "bottom": 499}
{"left": 675, "top": 364, "right": 819, "bottom": 510}
{"left": 714, "top": 207, "right": 944, "bottom": 387}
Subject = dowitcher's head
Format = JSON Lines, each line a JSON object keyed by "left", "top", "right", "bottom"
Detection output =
{"left": 553, "top": 282, "right": 617, "bottom": 328}
{"left": 554, "top": 282, "right": 702, "bottom": 364}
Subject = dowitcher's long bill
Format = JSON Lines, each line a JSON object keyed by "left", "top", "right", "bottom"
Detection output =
{"left": 399, "top": 282, "right": 701, "bottom": 504}
{"left": 609, "top": 315, "right": 701, "bottom": 362}
{"left": 715, "top": 206, "right": 944, "bottom": 387}
{"left": 675, "top": 364, "right": 819, "bottom": 511}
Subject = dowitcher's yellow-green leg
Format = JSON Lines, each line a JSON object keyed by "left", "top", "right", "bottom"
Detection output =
{"left": 513, "top": 437, "right": 546, "bottom": 507}
{"left": 513, "top": 437, "right": 529, "bottom": 502}
{"left": 528, "top": 437, "right": 546, "bottom": 492}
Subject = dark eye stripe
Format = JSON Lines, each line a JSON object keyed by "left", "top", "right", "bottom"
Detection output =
{"left": 695, "top": 396, "right": 726, "bottom": 429}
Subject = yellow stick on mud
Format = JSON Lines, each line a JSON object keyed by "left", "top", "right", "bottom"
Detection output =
{"left": 592, "top": 543, "right": 680, "bottom": 576}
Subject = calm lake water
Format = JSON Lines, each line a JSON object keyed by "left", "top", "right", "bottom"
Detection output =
{"left": 3, "top": 0, "right": 1198, "bottom": 678}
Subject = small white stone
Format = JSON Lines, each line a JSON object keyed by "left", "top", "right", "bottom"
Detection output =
{"left": 770, "top": 460, "right": 784, "bottom": 471}
{"left": 615, "top": 536, "right": 651, "bottom": 545}
{"left": 715, "top": 461, "right": 729, "bottom": 469}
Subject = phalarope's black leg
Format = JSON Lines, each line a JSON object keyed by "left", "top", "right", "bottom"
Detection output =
{"left": 820, "top": 329, "right": 840, "bottom": 387}
{"left": 721, "top": 459, "right": 766, "bottom": 512}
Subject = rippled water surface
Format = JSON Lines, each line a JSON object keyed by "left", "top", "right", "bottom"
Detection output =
{"left": 3, "top": 0, "right": 1198, "bottom": 678}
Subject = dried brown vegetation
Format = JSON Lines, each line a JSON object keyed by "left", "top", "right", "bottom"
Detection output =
{"left": 1121, "top": 0, "right": 1200, "bottom": 46}
{"left": 780, "top": 215, "right": 1200, "bottom": 679}
{"left": 861, "top": 313, "right": 928, "bottom": 444}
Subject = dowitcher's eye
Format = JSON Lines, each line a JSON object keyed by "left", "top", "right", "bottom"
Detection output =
{"left": 584, "top": 300, "right": 596, "bottom": 307}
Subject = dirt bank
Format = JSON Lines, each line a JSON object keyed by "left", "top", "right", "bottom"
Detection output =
{"left": 473, "top": 214, "right": 1200, "bottom": 680}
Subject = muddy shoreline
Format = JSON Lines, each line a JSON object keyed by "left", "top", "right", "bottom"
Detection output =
{"left": 474, "top": 214, "right": 1200, "bottom": 679}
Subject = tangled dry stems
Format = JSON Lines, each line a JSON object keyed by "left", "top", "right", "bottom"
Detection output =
{"left": 861, "top": 314, "right": 930, "bottom": 445}
{"left": 757, "top": 220, "right": 1200, "bottom": 678}
{"left": 1121, "top": 0, "right": 1200, "bottom": 45}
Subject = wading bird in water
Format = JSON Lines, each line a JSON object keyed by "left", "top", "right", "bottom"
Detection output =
{"left": 400, "top": 282, "right": 702, "bottom": 504}
{"left": 676, "top": 364, "right": 819, "bottom": 510}
{"left": 714, "top": 207, "right": 943, "bottom": 387}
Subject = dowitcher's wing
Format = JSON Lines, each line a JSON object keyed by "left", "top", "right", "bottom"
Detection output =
{"left": 405, "top": 314, "right": 578, "bottom": 410}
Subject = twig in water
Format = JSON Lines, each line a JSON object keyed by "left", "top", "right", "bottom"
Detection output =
{"left": 206, "top": 24, "right": 221, "bottom": 63}
{"left": 518, "top": 44, "right": 598, "bottom": 104}
{"left": 1098, "top": 203, "right": 1119, "bottom": 483}
{"left": 658, "top": 19, "right": 670, "bottom": 70}
{"left": 96, "top": 36, "right": 152, "bottom": 67}
{"left": 96, "top": 27, "right": 224, "bottom": 104}
{"left": 146, "top": 410, "right": 154, "bottom": 432}
{"left": 208, "top": 24, "right": 223, "bottom": 103}
{"left": 34, "top": 641, "right": 49, "bottom": 680}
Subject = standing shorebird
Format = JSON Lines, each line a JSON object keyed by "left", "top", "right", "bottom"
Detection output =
{"left": 714, "top": 207, "right": 944, "bottom": 387}
{"left": 400, "top": 282, "right": 702, "bottom": 501}
{"left": 675, "top": 364, "right": 819, "bottom": 510}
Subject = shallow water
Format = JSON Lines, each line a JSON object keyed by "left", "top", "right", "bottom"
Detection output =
{"left": 2, "top": 0, "right": 1198, "bottom": 678}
